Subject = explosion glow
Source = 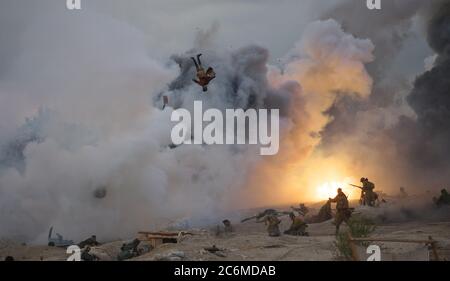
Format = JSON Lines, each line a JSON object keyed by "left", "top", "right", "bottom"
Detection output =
{"left": 315, "top": 179, "right": 358, "bottom": 201}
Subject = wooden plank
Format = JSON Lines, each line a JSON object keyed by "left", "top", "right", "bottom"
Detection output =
{"left": 428, "top": 236, "right": 440, "bottom": 261}
{"left": 349, "top": 238, "right": 436, "bottom": 244}
{"left": 347, "top": 233, "right": 360, "bottom": 261}
{"left": 138, "top": 232, "right": 179, "bottom": 237}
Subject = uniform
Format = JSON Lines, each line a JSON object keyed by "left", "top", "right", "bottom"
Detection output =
{"left": 117, "top": 239, "right": 140, "bottom": 261}
{"left": 361, "top": 179, "right": 376, "bottom": 206}
{"left": 191, "top": 54, "right": 216, "bottom": 92}
{"left": 81, "top": 247, "right": 99, "bottom": 261}
{"left": 435, "top": 189, "right": 450, "bottom": 206}
{"left": 264, "top": 215, "right": 281, "bottom": 237}
{"left": 284, "top": 216, "right": 308, "bottom": 236}
{"left": 330, "top": 190, "right": 351, "bottom": 235}
{"left": 78, "top": 235, "right": 99, "bottom": 249}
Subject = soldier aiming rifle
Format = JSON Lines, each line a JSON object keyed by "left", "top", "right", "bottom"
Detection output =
{"left": 349, "top": 178, "right": 378, "bottom": 207}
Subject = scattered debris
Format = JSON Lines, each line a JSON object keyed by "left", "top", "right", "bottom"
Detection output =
{"left": 204, "top": 245, "right": 227, "bottom": 257}
{"left": 93, "top": 187, "right": 107, "bottom": 199}
{"left": 154, "top": 250, "right": 185, "bottom": 261}
{"left": 162, "top": 96, "right": 169, "bottom": 110}
{"left": 204, "top": 245, "right": 222, "bottom": 253}
{"left": 263, "top": 244, "right": 285, "bottom": 249}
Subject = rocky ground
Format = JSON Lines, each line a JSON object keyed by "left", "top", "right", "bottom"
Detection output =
{"left": 1, "top": 197, "right": 450, "bottom": 261}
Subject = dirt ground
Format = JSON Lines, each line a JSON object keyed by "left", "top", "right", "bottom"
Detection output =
{"left": 1, "top": 197, "right": 450, "bottom": 261}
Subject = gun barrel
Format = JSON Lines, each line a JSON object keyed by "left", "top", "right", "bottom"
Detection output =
{"left": 349, "top": 184, "right": 363, "bottom": 189}
{"left": 241, "top": 216, "right": 257, "bottom": 223}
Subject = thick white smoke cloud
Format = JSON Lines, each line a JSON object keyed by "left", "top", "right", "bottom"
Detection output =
{"left": 0, "top": 2, "right": 376, "bottom": 243}
{"left": 2, "top": 0, "right": 441, "bottom": 244}
{"left": 0, "top": 3, "right": 257, "bottom": 242}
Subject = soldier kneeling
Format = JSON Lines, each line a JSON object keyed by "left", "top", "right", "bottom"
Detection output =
{"left": 264, "top": 214, "right": 281, "bottom": 237}
{"left": 284, "top": 213, "right": 309, "bottom": 236}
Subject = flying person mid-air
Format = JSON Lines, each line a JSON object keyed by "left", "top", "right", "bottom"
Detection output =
{"left": 191, "top": 54, "right": 215, "bottom": 92}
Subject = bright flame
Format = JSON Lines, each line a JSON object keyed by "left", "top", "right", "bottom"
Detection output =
{"left": 315, "top": 179, "right": 359, "bottom": 201}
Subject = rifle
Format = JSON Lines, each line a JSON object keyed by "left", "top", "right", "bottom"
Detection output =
{"left": 241, "top": 209, "right": 277, "bottom": 223}
{"left": 349, "top": 184, "right": 363, "bottom": 190}
{"left": 241, "top": 215, "right": 258, "bottom": 223}
{"left": 241, "top": 210, "right": 291, "bottom": 223}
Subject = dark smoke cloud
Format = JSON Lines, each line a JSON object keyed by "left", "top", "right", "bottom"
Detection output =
{"left": 394, "top": 0, "right": 450, "bottom": 173}
{"left": 318, "top": 0, "right": 430, "bottom": 153}
{"left": 317, "top": 0, "right": 450, "bottom": 191}
{"left": 157, "top": 39, "right": 294, "bottom": 115}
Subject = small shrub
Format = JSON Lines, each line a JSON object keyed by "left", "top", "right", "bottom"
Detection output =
{"left": 334, "top": 215, "right": 376, "bottom": 260}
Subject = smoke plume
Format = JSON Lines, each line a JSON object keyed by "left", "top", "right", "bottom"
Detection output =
{"left": 1, "top": 0, "right": 449, "bottom": 243}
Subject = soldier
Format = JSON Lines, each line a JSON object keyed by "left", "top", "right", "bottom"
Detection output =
{"left": 360, "top": 178, "right": 376, "bottom": 206}
{"left": 117, "top": 238, "right": 141, "bottom": 261}
{"left": 305, "top": 200, "right": 332, "bottom": 224}
{"left": 291, "top": 203, "right": 309, "bottom": 216}
{"left": 433, "top": 189, "right": 450, "bottom": 206}
{"left": 329, "top": 188, "right": 352, "bottom": 236}
{"left": 222, "top": 219, "right": 233, "bottom": 233}
{"left": 399, "top": 187, "right": 408, "bottom": 198}
{"left": 191, "top": 54, "right": 216, "bottom": 92}
{"left": 78, "top": 235, "right": 100, "bottom": 249}
{"left": 284, "top": 213, "right": 309, "bottom": 236}
{"left": 81, "top": 246, "right": 99, "bottom": 261}
{"left": 263, "top": 214, "right": 281, "bottom": 237}
{"left": 4, "top": 256, "right": 14, "bottom": 261}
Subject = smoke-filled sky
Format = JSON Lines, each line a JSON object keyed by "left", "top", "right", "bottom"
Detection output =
{"left": 0, "top": 0, "right": 448, "bottom": 242}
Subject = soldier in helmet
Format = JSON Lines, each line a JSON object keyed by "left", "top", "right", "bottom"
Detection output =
{"left": 81, "top": 246, "right": 99, "bottom": 261}
{"left": 263, "top": 214, "right": 281, "bottom": 237}
{"left": 284, "top": 213, "right": 309, "bottom": 236}
{"left": 117, "top": 238, "right": 141, "bottom": 261}
{"left": 222, "top": 219, "right": 234, "bottom": 233}
{"left": 291, "top": 203, "right": 309, "bottom": 217}
{"left": 433, "top": 189, "right": 450, "bottom": 206}
{"left": 360, "top": 178, "right": 376, "bottom": 206}
{"left": 78, "top": 235, "right": 100, "bottom": 249}
{"left": 329, "top": 188, "right": 352, "bottom": 235}
{"left": 191, "top": 54, "right": 216, "bottom": 92}
{"left": 399, "top": 187, "right": 408, "bottom": 198}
